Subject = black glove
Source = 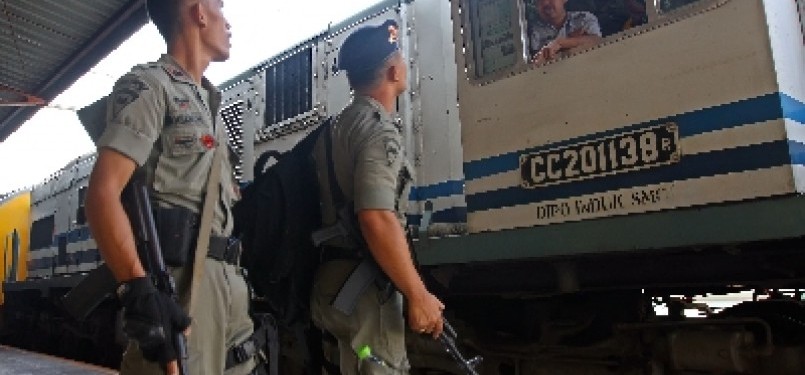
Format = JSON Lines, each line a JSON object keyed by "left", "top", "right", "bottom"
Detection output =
{"left": 117, "top": 277, "right": 192, "bottom": 364}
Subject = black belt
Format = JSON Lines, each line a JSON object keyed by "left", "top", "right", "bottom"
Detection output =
{"left": 319, "top": 246, "right": 362, "bottom": 263}
{"left": 208, "top": 236, "right": 241, "bottom": 265}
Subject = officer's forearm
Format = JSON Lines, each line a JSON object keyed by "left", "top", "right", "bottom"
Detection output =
{"left": 86, "top": 186, "right": 145, "bottom": 282}
{"left": 358, "top": 209, "right": 428, "bottom": 299}
{"left": 86, "top": 150, "right": 145, "bottom": 283}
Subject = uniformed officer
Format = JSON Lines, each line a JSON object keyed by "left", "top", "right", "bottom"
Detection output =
{"left": 85, "top": 1, "right": 258, "bottom": 374}
{"left": 310, "top": 20, "right": 446, "bottom": 374}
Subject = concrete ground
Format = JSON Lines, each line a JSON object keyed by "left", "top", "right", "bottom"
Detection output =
{"left": 0, "top": 345, "right": 116, "bottom": 375}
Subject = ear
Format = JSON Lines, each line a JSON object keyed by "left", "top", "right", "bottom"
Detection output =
{"left": 388, "top": 59, "right": 403, "bottom": 83}
{"left": 387, "top": 64, "right": 400, "bottom": 83}
{"left": 189, "top": 2, "right": 207, "bottom": 27}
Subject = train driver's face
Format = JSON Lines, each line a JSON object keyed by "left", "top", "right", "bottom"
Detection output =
{"left": 536, "top": 0, "right": 568, "bottom": 23}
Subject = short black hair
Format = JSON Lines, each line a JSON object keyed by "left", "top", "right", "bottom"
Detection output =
{"left": 346, "top": 52, "right": 400, "bottom": 92}
{"left": 346, "top": 65, "right": 383, "bottom": 92}
{"left": 146, "top": 0, "right": 182, "bottom": 42}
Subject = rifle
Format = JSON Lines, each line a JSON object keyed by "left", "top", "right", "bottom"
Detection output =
{"left": 439, "top": 319, "right": 482, "bottom": 375}
{"left": 124, "top": 179, "right": 189, "bottom": 375}
{"left": 62, "top": 179, "right": 191, "bottom": 374}
{"left": 409, "top": 204, "right": 482, "bottom": 375}
{"left": 329, "top": 251, "right": 482, "bottom": 374}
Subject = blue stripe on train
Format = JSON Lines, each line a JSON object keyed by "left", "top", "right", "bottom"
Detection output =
{"left": 28, "top": 248, "right": 101, "bottom": 273}
{"left": 407, "top": 206, "right": 468, "bottom": 227}
{"left": 406, "top": 93, "right": 805, "bottom": 219}
{"left": 464, "top": 92, "right": 802, "bottom": 181}
{"left": 788, "top": 140, "right": 805, "bottom": 165}
{"left": 466, "top": 140, "right": 791, "bottom": 213}
{"left": 782, "top": 93, "right": 805, "bottom": 125}
{"left": 409, "top": 180, "right": 464, "bottom": 201}
{"left": 47, "top": 227, "right": 92, "bottom": 248}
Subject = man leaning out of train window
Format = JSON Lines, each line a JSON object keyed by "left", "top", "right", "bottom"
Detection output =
{"left": 529, "top": 0, "right": 603, "bottom": 65}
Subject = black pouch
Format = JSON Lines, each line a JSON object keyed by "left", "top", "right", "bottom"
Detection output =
{"left": 154, "top": 206, "right": 197, "bottom": 267}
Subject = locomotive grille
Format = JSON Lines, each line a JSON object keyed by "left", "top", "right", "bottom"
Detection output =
{"left": 264, "top": 47, "right": 313, "bottom": 126}
{"left": 221, "top": 100, "right": 246, "bottom": 182}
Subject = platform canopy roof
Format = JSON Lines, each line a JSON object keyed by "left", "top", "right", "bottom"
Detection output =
{"left": 0, "top": 0, "right": 148, "bottom": 142}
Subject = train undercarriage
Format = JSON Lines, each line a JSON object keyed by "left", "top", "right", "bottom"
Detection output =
{"left": 403, "top": 239, "right": 805, "bottom": 375}
{"left": 2, "top": 240, "right": 804, "bottom": 375}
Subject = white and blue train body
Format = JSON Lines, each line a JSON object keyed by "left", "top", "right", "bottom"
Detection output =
{"left": 448, "top": 0, "right": 805, "bottom": 258}
{"left": 218, "top": 0, "right": 805, "bottom": 373}
{"left": 26, "top": 153, "right": 99, "bottom": 279}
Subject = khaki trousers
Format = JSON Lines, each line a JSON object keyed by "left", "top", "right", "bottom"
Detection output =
{"left": 311, "top": 260, "right": 410, "bottom": 375}
{"left": 120, "top": 258, "right": 255, "bottom": 375}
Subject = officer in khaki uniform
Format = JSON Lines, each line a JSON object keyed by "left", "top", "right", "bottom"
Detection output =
{"left": 310, "top": 20, "right": 446, "bottom": 375}
{"left": 85, "top": 1, "right": 259, "bottom": 374}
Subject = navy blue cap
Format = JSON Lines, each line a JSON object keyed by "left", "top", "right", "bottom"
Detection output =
{"left": 338, "top": 19, "right": 400, "bottom": 74}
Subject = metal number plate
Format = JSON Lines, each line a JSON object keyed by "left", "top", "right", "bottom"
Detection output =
{"left": 520, "top": 123, "right": 680, "bottom": 188}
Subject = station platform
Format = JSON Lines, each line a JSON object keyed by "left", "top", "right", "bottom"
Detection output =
{"left": 0, "top": 345, "right": 116, "bottom": 374}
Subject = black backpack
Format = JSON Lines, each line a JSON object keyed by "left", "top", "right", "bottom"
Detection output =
{"left": 234, "top": 118, "right": 331, "bottom": 327}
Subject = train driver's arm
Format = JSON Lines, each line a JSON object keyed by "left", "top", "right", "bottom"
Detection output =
{"left": 534, "top": 32, "right": 603, "bottom": 63}
{"left": 533, "top": 13, "right": 603, "bottom": 64}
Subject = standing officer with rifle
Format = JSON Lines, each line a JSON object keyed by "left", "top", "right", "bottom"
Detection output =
{"left": 309, "top": 20, "right": 446, "bottom": 375}
{"left": 85, "top": 1, "right": 261, "bottom": 374}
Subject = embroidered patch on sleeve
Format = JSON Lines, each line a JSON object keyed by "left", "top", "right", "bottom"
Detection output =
{"left": 112, "top": 74, "right": 149, "bottom": 118}
{"left": 384, "top": 137, "right": 401, "bottom": 166}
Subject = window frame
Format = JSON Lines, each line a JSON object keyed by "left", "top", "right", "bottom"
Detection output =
{"left": 459, "top": 0, "right": 530, "bottom": 84}
{"left": 30, "top": 215, "right": 55, "bottom": 251}
{"left": 457, "top": 0, "right": 729, "bottom": 85}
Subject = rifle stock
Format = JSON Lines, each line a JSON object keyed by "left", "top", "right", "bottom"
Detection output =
{"left": 61, "top": 264, "right": 116, "bottom": 321}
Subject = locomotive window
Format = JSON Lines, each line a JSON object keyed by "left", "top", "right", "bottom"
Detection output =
{"left": 463, "top": 0, "right": 651, "bottom": 81}
{"left": 31, "top": 215, "right": 54, "bottom": 251}
{"left": 465, "top": 0, "right": 521, "bottom": 78}
{"left": 524, "top": 0, "right": 647, "bottom": 56}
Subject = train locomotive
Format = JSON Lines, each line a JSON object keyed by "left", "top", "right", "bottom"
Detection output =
{"left": 2, "top": 0, "right": 805, "bottom": 374}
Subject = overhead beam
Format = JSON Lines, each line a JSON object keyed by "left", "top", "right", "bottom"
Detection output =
{"left": 0, "top": 87, "right": 46, "bottom": 107}
{"left": 0, "top": 0, "right": 148, "bottom": 142}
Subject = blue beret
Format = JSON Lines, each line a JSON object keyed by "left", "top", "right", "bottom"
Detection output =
{"left": 338, "top": 19, "right": 400, "bottom": 74}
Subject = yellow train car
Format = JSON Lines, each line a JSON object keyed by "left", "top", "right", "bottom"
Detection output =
{"left": 0, "top": 191, "right": 30, "bottom": 305}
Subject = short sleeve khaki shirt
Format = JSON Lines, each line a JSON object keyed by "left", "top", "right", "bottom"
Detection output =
{"left": 315, "top": 95, "right": 413, "bottom": 228}
{"left": 97, "top": 54, "right": 238, "bottom": 236}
